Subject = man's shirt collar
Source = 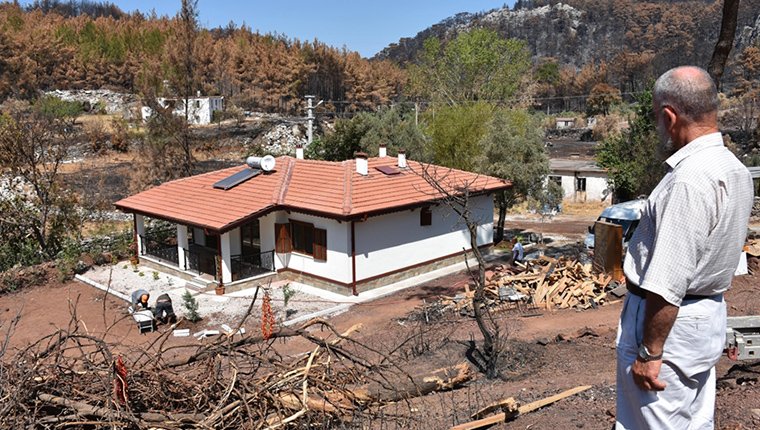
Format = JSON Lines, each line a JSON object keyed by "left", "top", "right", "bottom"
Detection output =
{"left": 665, "top": 132, "right": 723, "bottom": 169}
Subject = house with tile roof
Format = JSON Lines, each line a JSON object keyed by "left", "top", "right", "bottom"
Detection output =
{"left": 115, "top": 148, "right": 511, "bottom": 295}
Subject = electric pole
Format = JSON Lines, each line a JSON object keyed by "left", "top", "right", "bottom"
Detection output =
{"left": 305, "top": 95, "right": 323, "bottom": 145}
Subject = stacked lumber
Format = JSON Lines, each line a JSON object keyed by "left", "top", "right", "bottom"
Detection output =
{"left": 443, "top": 256, "right": 619, "bottom": 313}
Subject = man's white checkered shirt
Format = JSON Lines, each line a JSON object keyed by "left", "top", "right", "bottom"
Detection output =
{"left": 623, "top": 132, "right": 754, "bottom": 306}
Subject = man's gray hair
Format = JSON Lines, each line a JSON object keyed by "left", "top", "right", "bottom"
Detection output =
{"left": 653, "top": 66, "right": 718, "bottom": 122}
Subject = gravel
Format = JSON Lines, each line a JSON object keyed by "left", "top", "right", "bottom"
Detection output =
{"left": 83, "top": 262, "right": 344, "bottom": 327}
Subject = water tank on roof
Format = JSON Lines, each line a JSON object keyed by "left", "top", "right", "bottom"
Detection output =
{"left": 246, "top": 155, "right": 276, "bottom": 172}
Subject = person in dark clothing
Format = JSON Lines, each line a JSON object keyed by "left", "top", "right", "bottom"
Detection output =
{"left": 131, "top": 289, "right": 150, "bottom": 310}
{"left": 152, "top": 293, "right": 177, "bottom": 325}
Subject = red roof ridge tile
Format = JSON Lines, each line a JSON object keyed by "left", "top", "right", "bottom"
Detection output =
{"left": 274, "top": 157, "right": 295, "bottom": 204}
{"left": 342, "top": 160, "right": 353, "bottom": 215}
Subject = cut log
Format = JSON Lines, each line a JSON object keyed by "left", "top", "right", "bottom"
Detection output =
{"left": 471, "top": 397, "right": 518, "bottom": 419}
{"left": 352, "top": 363, "right": 472, "bottom": 403}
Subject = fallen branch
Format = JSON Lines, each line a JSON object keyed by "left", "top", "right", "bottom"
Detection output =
{"left": 451, "top": 385, "right": 592, "bottom": 430}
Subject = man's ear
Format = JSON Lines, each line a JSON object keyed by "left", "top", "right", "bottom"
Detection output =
{"left": 662, "top": 105, "right": 678, "bottom": 129}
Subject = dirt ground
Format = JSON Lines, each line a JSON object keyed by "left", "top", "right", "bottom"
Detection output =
{"left": 1, "top": 215, "right": 759, "bottom": 429}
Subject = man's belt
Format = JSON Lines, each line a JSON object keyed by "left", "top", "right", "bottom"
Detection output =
{"left": 625, "top": 277, "right": 721, "bottom": 301}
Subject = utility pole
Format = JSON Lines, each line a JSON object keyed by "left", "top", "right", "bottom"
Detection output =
{"left": 305, "top": 95, "right": 323, "bottom": 145}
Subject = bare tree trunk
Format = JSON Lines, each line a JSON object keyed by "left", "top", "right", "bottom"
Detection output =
{"left": 179, "top": 0, "right": 198, "bottom": 176}
{"left": 708, "top": 0, "right": 740, "bottom": 89}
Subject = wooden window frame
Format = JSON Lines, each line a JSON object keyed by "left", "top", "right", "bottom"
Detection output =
{"left": 420, "top": 206, "right": 432, "bottom": 226}
{"left": 284, "top": 219, "right": 327, "bottom": 261}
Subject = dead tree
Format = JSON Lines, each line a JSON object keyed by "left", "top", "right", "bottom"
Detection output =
{"left": 708, "top": 0, "right": 740, "bottom": 89}
{"left": 412, "top": 163, "right": 508, "bottom": 379}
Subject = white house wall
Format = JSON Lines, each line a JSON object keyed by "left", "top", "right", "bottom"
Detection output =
{"left": 554, "top": 171, "right": 609, "bottom": 201}
{"left": 259, "top": 211, "right": 352, "bottom": 284}
{"left": 141, "top": 97, "right": 223, "bottom": 125}
{"left": 354, "top": 194, "right": 494, "bottom": 281}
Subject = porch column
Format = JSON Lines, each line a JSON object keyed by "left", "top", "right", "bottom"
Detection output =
{"left": 177, "top": 224, "right": 188, "bottom": 270}
{"left": 220, "top": 232, "right": 232, "bottom": 283}
{"left": 135, "top": 214, "right": 145, "bottom": 256}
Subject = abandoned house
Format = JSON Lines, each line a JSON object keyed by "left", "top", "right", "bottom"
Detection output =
{"left": 141, "top": 94, "right": 224, "bottom": 125}
{"left": 549, "top": 158, "right": 610, "bottom": 202}
{"left": 555, "top": 117, "right": 576, "bottom": 129}
{"left": 114, "top": 151, "right": 511, "bottom": 295}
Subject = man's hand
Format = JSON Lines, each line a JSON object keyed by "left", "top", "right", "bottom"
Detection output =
{"left": 632, "top": 357, "right": 667, "bottom": 391}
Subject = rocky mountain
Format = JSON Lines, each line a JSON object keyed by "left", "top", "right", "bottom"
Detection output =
{"left": 375, "top": 0, "right": 760, "bottom": 74}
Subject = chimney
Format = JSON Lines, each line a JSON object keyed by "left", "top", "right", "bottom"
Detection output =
{"left": 295, "top": 143, "right": 304, "bottom": 159}
{"left": 355, "top": 152, "right": 368, "bottom": 176}
{"left": 397, "top": 150, "right": 407, "bottom": 169}
{"left": 196, "top": 90, "right": 201, "bottom": 98}
{"left": 379, "top": 144, "right": 387, "bottom": 158}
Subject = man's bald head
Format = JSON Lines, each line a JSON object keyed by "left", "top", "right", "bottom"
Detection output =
{"left": 653, "top": 66, "right": 718, "bottom": 124}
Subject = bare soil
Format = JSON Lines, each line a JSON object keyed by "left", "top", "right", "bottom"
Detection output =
{"left": 2, "top": 210, "right": 759, "bottom": 429}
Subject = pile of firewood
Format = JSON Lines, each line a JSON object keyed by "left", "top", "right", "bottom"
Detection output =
{"left": 442, "top": 256, "right": 621, "bottom": 313}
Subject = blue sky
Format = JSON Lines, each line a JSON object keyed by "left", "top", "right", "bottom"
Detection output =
{"left": 21, "top": 1, "right": 515, "bottom": 57}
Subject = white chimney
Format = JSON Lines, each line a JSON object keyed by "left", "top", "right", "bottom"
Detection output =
{"left": 379, "top": 144, "right": 387, "bottom": 158}
{"left": 296, "top": 143, "right": 304, "bottom": 159}
{"left": 355, "top": 152, "right": 368, "bottom": 176}
{"left": 196, "top": 90, "right": 201, "bottom": 97}
{"left": 397, "top": 150, "right": 407, "bottom": 169}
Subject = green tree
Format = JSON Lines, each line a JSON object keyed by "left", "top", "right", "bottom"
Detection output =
{"left": 408, "top": 29, "right": 532, "bottom": 105}
{"left": 0, "top": 100, "right": 81, "bottom": 270}
{"left": 307, "top": 106, "right": 428, "bottom": 161}
{"left": 477, "top": 109, "right": 550, "bottom": 242}
{"left": 596, "top": 90, "right": 665, "bottom": 201}
{"left": 425, "top": 102, "right": 493, "bottom": 171}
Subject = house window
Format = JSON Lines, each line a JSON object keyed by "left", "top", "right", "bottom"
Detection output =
{"left": 205, "top": 233, "right": 219, "bottom": 250}
{"left": 291, "top": 220, "right": 314, "bottom": 255}
{"left": 241, "top": 220, "right": 260, "bottom": 257}
{"left": 549, "top": 176, "right": 562, "bottom": 187}
{"left": 275, "top": 221, "right": 327, "bottom": 261}
{"left": 195, "top": 100, "right": 201, "bottom": 108}
{"left": 575, "top": 177, "right": 587, "bottom": 192}
{"left": 420, "top": 206, "right": 432, "bottom": 226}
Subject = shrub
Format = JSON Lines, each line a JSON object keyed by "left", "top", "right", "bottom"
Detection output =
{"left": 282, "top": 283, "right": 297, "bottom": 307}
{"left": 182, "top": 289, "right": 200, "bottom": 322}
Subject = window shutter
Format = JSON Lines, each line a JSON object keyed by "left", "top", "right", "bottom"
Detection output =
{"left": 313, "top": 228, "right": 327, "bottom": 261}
{"left": 420, "top": 207, "right": 432, "bottom": 226}
{"left": 275, "top": 223, "right": 291, "bottom": 253}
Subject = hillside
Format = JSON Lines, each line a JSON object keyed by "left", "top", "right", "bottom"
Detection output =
{"left": 0, "top": 2, "right": 404, "bottom": 115}
{"left": 375, "top": 0, "right": 760, "bottom": 86}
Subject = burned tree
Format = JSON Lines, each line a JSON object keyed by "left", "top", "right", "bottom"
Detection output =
{"left": 412, "top": 162, "right": 510, "bottom": 379}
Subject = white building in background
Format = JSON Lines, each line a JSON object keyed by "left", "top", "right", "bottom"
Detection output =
{"left": 549, "top": 158, "right": 611, "bottom": 202}
{"left": 141, "top": 95, "right": 224, "bottom": 125}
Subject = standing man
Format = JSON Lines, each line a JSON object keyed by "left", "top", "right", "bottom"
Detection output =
{"left": 616, "top": 66, "right": 754, "bottom": 429}
{"left": 511, "top": 237, "right": 525, "bottom": 266}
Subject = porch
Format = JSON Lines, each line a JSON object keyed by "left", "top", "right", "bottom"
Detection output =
{"left": 134, "top": 214, "right": 275, "bottom": 285}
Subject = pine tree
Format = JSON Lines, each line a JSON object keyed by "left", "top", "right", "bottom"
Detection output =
{"left": 181, "top": 289, "right": 200, "bottom": 322}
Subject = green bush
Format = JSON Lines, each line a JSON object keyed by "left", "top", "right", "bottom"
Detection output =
{"left": 55, "top": 239, "right": 82, "bottom": 282}
{"left": 182, "top": 289, "right": 200, "bottom": 322}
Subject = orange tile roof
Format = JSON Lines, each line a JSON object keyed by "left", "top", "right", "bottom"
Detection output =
{"left": 114, "top": 156, "right": 512, "bottom": 232}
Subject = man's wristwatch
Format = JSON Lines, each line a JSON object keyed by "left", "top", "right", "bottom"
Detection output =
{"left": 638, "top": 344, "right": 663, "bottom": 362}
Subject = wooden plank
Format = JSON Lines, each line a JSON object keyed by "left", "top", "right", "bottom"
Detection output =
{"left": 450, "top": 385, "right": 592, "bottom": 430}
{"left": 517, "top": 385, "right": 592, "bottom": 414}
{"left": 450, "top": 413, "right": 507, "bottom": 430}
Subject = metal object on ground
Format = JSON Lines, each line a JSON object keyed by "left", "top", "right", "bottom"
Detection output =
{"left": 725, "top": 316, "right": 760, "bottom": 360}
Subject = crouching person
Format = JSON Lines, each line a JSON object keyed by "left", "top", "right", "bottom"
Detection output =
{"left": 131, "top": 289, "right": 150, "bottom": 310}
{"left": 153, "top": 293, "right": 177, "bottom": 325}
